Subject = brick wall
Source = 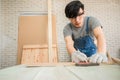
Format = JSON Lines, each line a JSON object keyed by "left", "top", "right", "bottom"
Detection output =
{"left": 0, "top": 0, "right": 120, "bottom": 68}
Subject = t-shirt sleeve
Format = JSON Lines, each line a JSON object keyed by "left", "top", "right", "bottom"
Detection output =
{"left": 63, "top": 24, "right": 72, "bottom": 38}
{"left": 89, "top": 17, "right": 102, "bottom": 30}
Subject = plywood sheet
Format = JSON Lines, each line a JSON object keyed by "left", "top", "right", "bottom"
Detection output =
{"left": 33, "top": 66, "right": 80, "bottom": 80}
{"left": 21, "top": 44, "right": 58, "bottom": 64}
{"left": 66, "top": 65, "right": 120, "bottom": 80}
{"left": 18, "top": 15, "right": 57, "bottom": 64}
{"left": 0, "top": 65, "right": 120, "bottom": 80}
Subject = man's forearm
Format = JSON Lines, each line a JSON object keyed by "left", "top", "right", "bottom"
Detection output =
{"left": 97, "top": 36, "right": 106, "bottom": 54}
{"left": 66, "top": 44, "right": 76, "bottom": 55}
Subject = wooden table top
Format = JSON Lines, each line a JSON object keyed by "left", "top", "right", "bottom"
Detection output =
{"left": 0, "top": 64, "right": 120, "bottom": 80}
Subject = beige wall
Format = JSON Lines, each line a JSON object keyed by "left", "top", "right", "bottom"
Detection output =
{"left": 0, "top": 0, "right": 120, "bottom": 68}
{"left": 0, "top": 0, "right": 2, "bottom": 69}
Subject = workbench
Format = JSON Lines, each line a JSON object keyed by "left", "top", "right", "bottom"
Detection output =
{"left": 0, "top": 65, "right": 120, "bottom": 80}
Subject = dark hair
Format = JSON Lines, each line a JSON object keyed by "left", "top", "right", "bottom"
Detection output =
{"left": 65, "top": 0, "right": 84, "bottom": 18}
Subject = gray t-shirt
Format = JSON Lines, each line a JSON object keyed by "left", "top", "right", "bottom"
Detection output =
{"left": 63, "top": 16, "right": 102, "bottom": 40}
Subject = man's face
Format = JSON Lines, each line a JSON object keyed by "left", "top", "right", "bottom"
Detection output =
{"left": 69, "top": 8, "right": 84, "bottom": 28}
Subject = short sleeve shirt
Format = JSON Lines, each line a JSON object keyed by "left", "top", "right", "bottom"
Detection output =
{"left": 63, "top": 16, "right": 102, "bottom": 40}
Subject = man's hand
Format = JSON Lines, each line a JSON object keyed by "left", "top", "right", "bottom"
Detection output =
{"left": 89, "top": 53, "right": 108, "bottom": 63}
{"left": 71, "top": 50, "right": 88, "bottom": 63}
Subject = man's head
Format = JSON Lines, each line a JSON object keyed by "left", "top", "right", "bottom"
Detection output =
{"left": 65, "top": 0, "right": 85, "bottom": 27}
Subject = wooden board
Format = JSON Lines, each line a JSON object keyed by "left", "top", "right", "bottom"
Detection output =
{"left": 18, "top": 15, "right": 57, "bottom": 64}
{"left": 21, "top": 44, "right": 58, "bottom": 64}
{"left": 0, "top": 65, "right": 120, "bottom": 80}
{"left": 26, "top": 62, "right": 75, "bottom": 67}
{"left": 33, "top": 66, "right": 80, "bottom": 80}
{"left": 48, "top": 0, "right": 53, "bottom": 63}
{"left": 66, "top": 65, "right": 120, "bottom": 80}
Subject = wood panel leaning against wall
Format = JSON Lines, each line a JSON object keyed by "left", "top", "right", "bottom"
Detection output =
{"left": 18, "top": 15, "right": 58, "bottom": 64}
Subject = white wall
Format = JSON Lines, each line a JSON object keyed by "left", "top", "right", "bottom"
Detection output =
{"left": 0, "top": 0, "right": 2, "bottom": 69}
{"left": 0, "top": 0, "right": 120, "bottom": 68}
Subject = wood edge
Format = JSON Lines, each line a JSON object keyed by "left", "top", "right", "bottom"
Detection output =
{"left": 26, "top": 62, "right": 75, "bottom": 67}
{"left": 23, "top": 44, "right": 57, "bottom": 49}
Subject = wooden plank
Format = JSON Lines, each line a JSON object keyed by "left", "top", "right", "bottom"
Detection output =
{"left": 66, "top": 65, "right": 120, "bottom": 80}
{"left": 106, "top": 51, "right": 120, "bottom": 64}
{"left": 23, "top": 44, "right": 57, "bottom": 48}
{"left": 21, "top": 48, "right": 119, "bottom": 65}
{"left": 0, "top": 65, "right": 120, "bottom": 80}
{"left": 112, "top": 57, "right": 120, "bottom": 64}
{"left": 52, "top": 47, "right": 58, "bottom": 62}
{"left": 0, "top": 65, "right": 80, "bottom": 80}
{"left": 23, "top": 44, "right": 58, "bottom": 63}
{"left": 0, "top": 65, "right": 41, "bottom": 80}
{"left": 27, "top": 62, "right": 75, "bottom": 67}
{"left": 26, "top": 61, "right": 119, "bottom": 67}
{"left": 33, "top": 67, "right": 80, "bottom": 80}
{"left": 48, "top": 0, "right": 53, "bottom": 63}
{"left": 21, "top": 45, "right": 49, "bottom": 64}
{"left": 39, "top": 48, "right": 48, "bottom": 63}
{"left": 21, "top": 48, "right": 33, "bottom": 64}
{"left": 21, "top": 45, "right": 58, "bottom": 64}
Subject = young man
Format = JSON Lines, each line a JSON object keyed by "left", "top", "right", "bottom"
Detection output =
{"left": 63, "top": 0, "right": 108, "bottom": 63}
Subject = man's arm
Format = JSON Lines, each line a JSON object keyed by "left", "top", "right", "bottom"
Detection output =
{"left": 89, "top": 26, "right": 108, "bottom": 63}
{"left": 93, "top": 26, "right": 106, "bottom": 54}
{"left": 64, "top": 36, "right": 76, "bottom": 54}
{"left": 64, "top": 35, "right": 88, "bottom": 63}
